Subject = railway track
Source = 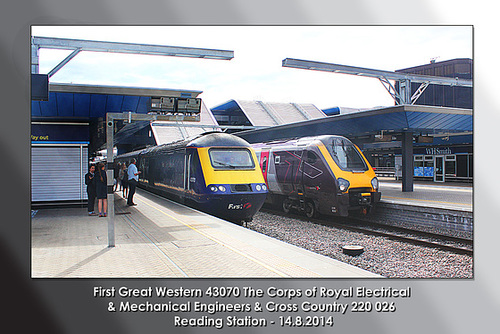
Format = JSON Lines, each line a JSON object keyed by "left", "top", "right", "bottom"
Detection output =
{"left": 260, "top": 207, "right": 473, "bottom": 256}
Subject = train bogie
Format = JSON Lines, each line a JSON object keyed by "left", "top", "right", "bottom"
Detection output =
{"left": 253, "top": 135, "right": 381, "bottom": 217}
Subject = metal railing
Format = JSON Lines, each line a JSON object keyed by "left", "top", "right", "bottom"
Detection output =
{"left": 373, "top": 167, "right": 396, "bottom": 177}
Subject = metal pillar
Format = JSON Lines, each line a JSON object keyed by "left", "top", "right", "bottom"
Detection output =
{"left": 401, "top": 131, "right": 414, "bottom": 192}
{"left": 106, "top": 115, "right": 115, "bottom": 247}
{"left": 398, "top": 80, "right": 412, "bottom": 105}
{"left": 31, "top": 41, "right": 39, "bottom": 74}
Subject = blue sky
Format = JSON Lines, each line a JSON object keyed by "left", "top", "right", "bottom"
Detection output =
{"left": 32, "top": 26, "right": 472, "bottom": 109}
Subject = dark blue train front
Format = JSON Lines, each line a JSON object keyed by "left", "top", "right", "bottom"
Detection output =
{"left": 116, "top": 132, "right": 268, "bottom": 223}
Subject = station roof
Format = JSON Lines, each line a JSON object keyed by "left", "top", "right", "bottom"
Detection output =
{"left": 32, "top": 84, "right": 473, "bottom": 153}
{"left": 211, "top": 99, "right": 327, "bottom": 127}
{"left": 233, "top": 104, "right": 473, "bottom": 143}
{"left": 31, "top": 83, "right": 215, "bottom": 150}
{"left": 31, "top": 83, "right": 202, "bottom": 120}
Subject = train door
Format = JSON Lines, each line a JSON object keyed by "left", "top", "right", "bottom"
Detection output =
{"left": 185, "top": 151, "right": 193, "bottom": 191}
{"left": 259, "top": 150, "right": 269, "bottom": 184}
{"left": 184, "top": 153, "right": 189, "bottom": 190}
{"left": 434, "top": 155, "right": 445, "bottom": 182}
{"left": 148, "top": 157, "right": 156, "bottom": 186}
{"left": 186, "top": 150, "right": 201, "bottom": 193}
{"left": 300, "top": 149, "right": 328, "bottom": 217}
{"left": 139, "top": 157, "right": 147, "bottom": 183}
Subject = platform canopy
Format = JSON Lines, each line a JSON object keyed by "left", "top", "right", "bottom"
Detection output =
{"left": 32, "top": 83, "right": 206, "bottom": 152}
{"left": 233, "top": 104, "right": 472, "bottom": 143}
{"left": 234, "top": 104, "right": 472, "bottom": 193}
{"left": 282, "top": 58, "right": 472, "bottom": 105}
{"left": 32, "top": 83, "right": 202, "bottom": 119}
{"left": 31, "top": 36, "right": 234, "bottom": 76}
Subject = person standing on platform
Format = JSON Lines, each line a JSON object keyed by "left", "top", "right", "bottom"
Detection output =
{"left": 84, "top": 164, "right": 97, "bottom": 215}
{"left": 119, "top": 163, "right": 127, "bottom": 197}
{"left": 127, "top": 158, "right": 141, "bottom": 206}
{"left": 113, "top": 162, "right": 121, "bottom": 192}
{"left": 96, "top": 162, "right": 108, "bottom": 217}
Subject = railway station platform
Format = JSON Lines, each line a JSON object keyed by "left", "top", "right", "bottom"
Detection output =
{"left": 31, "top": 190, "right": 380, "bottom": 278}
{"left": 378, "top": 178, "right": 472, "bottom": 212}
{"left": 366, "top": 179, "right": 473, "bottom": 238}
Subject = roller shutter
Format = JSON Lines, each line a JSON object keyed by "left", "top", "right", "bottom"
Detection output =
{"left": 31, "top": 145, "right": 88, "bottom": 202}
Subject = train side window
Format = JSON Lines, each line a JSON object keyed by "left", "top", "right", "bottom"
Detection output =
{"left": 306, "top": 151, "right": 317, "bottom": 164}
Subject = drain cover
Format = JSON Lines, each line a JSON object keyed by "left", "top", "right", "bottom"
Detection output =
{"left": 342, "top": 245, "right": 364, "bottom": 256}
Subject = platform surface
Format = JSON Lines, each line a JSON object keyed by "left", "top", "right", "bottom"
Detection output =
{"left": 31, "top": 190, "right": 380, "bottom": 278}
{"left": 379, "top": 179, "right": 472, "bottom": 212}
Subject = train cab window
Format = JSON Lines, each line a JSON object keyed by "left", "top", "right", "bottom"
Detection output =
{"left": 209, "top": 148, "right": 255, "bottom": 170}
{"left": 328, "top": 138, "right": 368, "bottom": 172}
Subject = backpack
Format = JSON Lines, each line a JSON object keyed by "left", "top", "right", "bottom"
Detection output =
{"left": 122, "top": 169, "right": 128, "bottom": 183}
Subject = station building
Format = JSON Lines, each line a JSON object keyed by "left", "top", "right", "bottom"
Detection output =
{"left": 395, "top": 58, "right": 472, "bottom": 109}
{"left": 388, "top": 58, "right": 472, "bottom": 182}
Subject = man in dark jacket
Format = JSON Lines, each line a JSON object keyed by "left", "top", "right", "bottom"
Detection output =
{"left": 85, "top": 164, "right": 97, "bottom": 215}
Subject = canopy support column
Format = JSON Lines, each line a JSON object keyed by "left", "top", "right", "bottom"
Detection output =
{"left": 401, "top": 131, "right": 414, "bottom": 192}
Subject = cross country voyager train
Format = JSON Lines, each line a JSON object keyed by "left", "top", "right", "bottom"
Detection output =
{"left": 115, "top": 132, "right": 268, "bottom": 223}
{"left": 252, "top": 135, "right": 381, "bottom": 218}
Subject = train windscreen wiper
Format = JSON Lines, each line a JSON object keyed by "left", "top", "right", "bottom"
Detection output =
{"left": 213, "top": 160, "right": 236, "bottom": 168}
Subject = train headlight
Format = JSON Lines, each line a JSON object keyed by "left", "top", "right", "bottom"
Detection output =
{"left": 210, "top": 186, "right": 218, "bottom": 192}
{"left": 218, "top": 185, "right": 227, "bottom": 192}
{"left": 256, "top": 184, "right": 262, "bottom": 191}
{"left": 338, "top": 178, "right": 350, "bottom": 193}
{"left": 262, "top": 184, "right": 267, "bottom": 191}
{"left": 371, "top": 177, "right": 379, "bottom": 191}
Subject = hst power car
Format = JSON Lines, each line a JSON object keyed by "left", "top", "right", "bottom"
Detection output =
{"left": 116, "top": 132, "right": 267, "bottom": 223}
{"left": 252, "top": 135, "right": 381, "bottom": 218}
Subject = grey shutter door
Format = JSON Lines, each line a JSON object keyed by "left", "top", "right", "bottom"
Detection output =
{"left": 31, "top": 145, "right": 88, "bottom": 202}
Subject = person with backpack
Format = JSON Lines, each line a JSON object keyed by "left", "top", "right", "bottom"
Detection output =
{"left": 120, "top": 163, "right": 129, "bottom": 199}
{"left": 114, "top": 162, "right": 122, "bottom": 192}
{"left": 95, "top": 162, "right": 107, "bottom": 217}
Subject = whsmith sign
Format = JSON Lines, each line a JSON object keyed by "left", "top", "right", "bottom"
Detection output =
{"left": 424, "top": 147, "right": 452, "bottom": 155}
